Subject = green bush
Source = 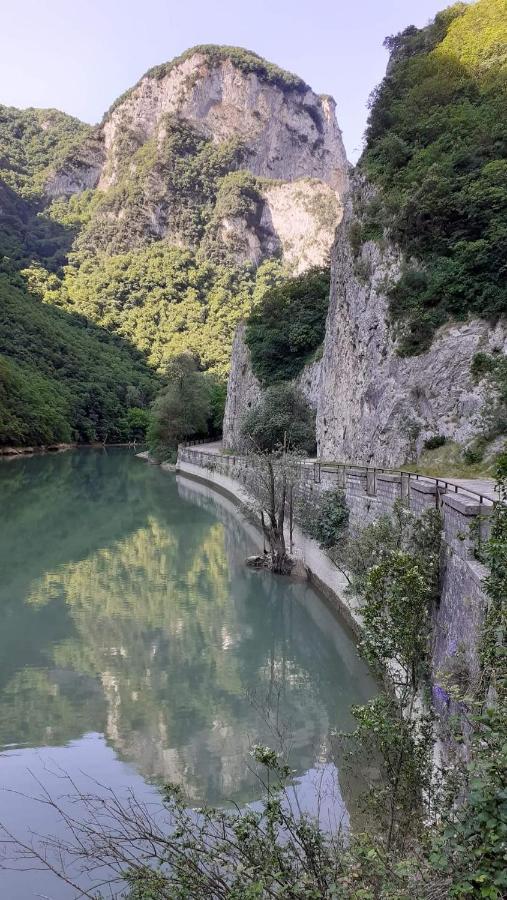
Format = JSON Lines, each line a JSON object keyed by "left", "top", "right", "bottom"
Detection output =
{"left": 463, "top": 443, "right": 485, "bottom": 465}
{"left": 424, "top": 434, "right": 447, "bottom": 451}
{"left": 297, "top": 488, "right": 349, "bottom": 548}
{"left": 245, "top": 267, "right": 330, "bottom": 384}
{"left": 240, "top": 383, "right": 316, "bottom": 453}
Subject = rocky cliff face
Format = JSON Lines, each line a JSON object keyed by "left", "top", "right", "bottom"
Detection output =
{"left": 315, "top": 188, "right": 506, "bottom": 466}
{"left": 45, "top": 47, "right": 348, "bottom": 267}
{"left": 224, "top": 179, "right": 506, "bottom": 464}
{"left": 98, "top": 52, "right": 346, "bottom": 191}
{"left": 222, "top": 324, "right": 262, "bottom": 450}
{"left": 223, "top": 324, "right": 323, "bottom": 450}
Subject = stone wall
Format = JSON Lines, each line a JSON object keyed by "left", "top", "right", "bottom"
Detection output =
{"left": 177, "top": 446, "right": 493, "bottom": 739}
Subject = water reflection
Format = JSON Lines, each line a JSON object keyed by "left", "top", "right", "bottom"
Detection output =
{"left": 0, "top": 449, "right": 375, "bottom": 808}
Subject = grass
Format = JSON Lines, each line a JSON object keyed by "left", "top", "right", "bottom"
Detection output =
{"left": 402, "top": 442, "right": 500, "bottom": 479}
{"left": 320, "top": 441, "right": 502, "bottom": 480}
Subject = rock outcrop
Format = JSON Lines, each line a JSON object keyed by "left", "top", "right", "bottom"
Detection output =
{"left": 222, "top": 325, "right": 262, "bottom": 450}
{"left": 316, "top": 190, "right": 506, "bottom": 466}
{"left": 45, "top": 47, "right": 349, "bottom": 267}
{"left": 224, "top": 180, "right": 506, "bottom": 464}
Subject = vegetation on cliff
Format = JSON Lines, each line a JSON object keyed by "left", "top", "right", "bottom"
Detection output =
{"left": 361, "top": 0, "right": 507, "bottom": 353}
{"left": 0, "top": 105, "right": 91, "bottom": 199}
{"left": 245, "top": 267, "right": 330, "bottom": 384}
{"left": 107, "top": 44, "right": 308, "bottom": 116}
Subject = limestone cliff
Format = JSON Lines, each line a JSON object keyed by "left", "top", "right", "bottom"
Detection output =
{"left": 316, "top": 187, "right": 506, "bottom": 466}
{"left": 223, "top": 323, "right": 322, "bottom": 451}
{"left": 45, "top": 46, "right": 348, "bottom": 267}
{"left": 224, "top": 178, "right": 506, "bottom": 464}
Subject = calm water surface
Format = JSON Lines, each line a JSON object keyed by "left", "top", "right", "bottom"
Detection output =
{"left": 0, "top": 449, "right": 375, "bottom": 898}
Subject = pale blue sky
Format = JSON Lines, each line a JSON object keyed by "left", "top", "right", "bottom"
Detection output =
{"left": 1, "top": 0, "right": 453, "bottom": 160}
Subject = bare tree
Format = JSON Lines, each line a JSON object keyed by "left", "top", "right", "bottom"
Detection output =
{"left": 245, "top": 448, "right": 301, "bottom": 575}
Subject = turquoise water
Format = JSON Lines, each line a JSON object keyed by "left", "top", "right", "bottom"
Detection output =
{"left": 0, "top": 449, "right": 375, "bottom": 897}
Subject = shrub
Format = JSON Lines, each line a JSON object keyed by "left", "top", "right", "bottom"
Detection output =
{"left": 463, "top": 444, "right": 485, "bottom": 465}
{"left": 297, "top": 488, "right": 349, "bottom": 548}
{"left": 240, "top": 383, "right": 315, "bottom": 453}
{"left": 424, "top": 434, "right": 447, "bottom": 451}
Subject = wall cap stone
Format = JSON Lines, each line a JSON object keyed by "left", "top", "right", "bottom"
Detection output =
{"left": 376, "top": 472, "right": 402, "bottom": 483}
{"left": 410, "top": 480, "right": 438, "bottom": 495}
{"left": 442, "top": 493, "right": 494, "bottom": 516}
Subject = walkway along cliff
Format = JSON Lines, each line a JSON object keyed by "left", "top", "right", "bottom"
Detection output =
{"left": 175, "top": 443, "right": 495, "bottom": 756}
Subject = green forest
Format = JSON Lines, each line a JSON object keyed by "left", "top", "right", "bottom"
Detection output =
{"left": 361, "top": 0, "right": 507, "bottom": 353}
{"left": 0, "top": 266, "right": 157, "bottom": 445}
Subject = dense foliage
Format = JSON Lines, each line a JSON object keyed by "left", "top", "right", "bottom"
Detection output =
{"left": 0, "top": 105, "right": 91, "bottom": 199}
{"left": 147, "top": 354, "right": 212, "bottom": 460}
{"left": 24, "top": 248, "right": 285, "bottom": 377}
{"left": 297, "top": 488, "right": 349, "bottom": 548}
{"left": 245, "top": 268, "right": 330, "bottom": 384}
{"left": 361, "top": 0, "right": 507, "bottom": 353}
{"left": 0, "top": 268, "right": 157, "bottom": 445}
{"left": 241, "top": 383, "right": 316, "bottom": 453}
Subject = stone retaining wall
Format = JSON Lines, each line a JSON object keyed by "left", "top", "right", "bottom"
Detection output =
{"left": 177, "top": 447, "right": 492, "bottom": 735}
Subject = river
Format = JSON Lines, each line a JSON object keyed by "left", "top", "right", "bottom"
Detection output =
{"left": 0, "top": 448, "right": 376, "bottom": 898}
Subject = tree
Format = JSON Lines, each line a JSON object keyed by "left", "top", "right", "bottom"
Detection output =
{"left": 243, "top": 449, "right": 302, "bottom": 575}
{"left": 241, "top": 383, "right": 316, "bottom": 454}
{"left": 147, "top": 354, "right": 211, "bottom": 459}
{"left": 124, "top": 407, "right": 150, "bottom": 442}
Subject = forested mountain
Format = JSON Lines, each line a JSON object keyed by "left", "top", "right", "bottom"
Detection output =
{"left": 360, "top": 0, "right": 506, "bottom": 353}
{"left": 0, "top": 47, "right": 347, "bottom": 445}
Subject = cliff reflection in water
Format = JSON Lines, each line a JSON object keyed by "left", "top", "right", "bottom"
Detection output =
{"left": 0, "top": 449, "right": 375, "bottom": 805}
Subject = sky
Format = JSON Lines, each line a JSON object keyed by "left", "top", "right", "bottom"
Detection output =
{"left": 1, "top": 0, "right": 452, "bottom": 161}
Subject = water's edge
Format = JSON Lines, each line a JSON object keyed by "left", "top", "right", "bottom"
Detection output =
{"left": 165, "top": 456, "right": 364, "bottom": 639}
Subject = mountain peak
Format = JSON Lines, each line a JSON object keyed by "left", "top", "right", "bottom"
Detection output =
{"left": 146, "top": 45, "right": 308, "bottom": 92}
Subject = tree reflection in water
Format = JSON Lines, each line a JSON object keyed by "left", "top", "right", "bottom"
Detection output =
{"left": 0, "top": 449, "right": 376, "bottom": 808}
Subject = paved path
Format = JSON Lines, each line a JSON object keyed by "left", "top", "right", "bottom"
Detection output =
{"left": 440, "top": 478, "right": 498, "bottom": 502}
{"left": 187, "top": 443, "right": 499, "bottom": 503}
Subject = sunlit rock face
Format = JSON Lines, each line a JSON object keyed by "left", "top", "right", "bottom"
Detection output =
{"left": 45, "top": 47, "right": 349, "bottom": 267}
{"left": 316, "top": 185, "right": 507, "bottom": 466}
{"left": 98, "top": 53, "right": 348, "bottom": 192}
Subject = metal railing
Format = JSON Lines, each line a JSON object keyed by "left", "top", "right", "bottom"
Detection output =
{"left": 311, "top": 461, "right": 496, "bottom": 507}
{"left": 177, "top": 445, "right": 497, "bottom": 507}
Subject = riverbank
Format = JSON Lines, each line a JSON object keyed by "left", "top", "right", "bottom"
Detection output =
{"left": 138, "top": 444, "right": 363, "bottom": 637}
{"left": 0, "top": 442, "right": 139, "bottom": 458}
